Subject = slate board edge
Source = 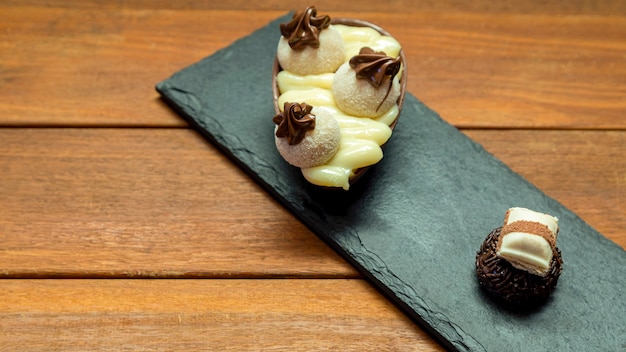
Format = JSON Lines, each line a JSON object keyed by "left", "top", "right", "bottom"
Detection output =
{"left": 153, "top": 13, "right": 625, "bottom": 352}
{"left": 157, "top": 81, "right": 502, "bottom": 352}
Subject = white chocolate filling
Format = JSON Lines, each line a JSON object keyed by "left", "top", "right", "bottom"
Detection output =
{"left": 506, "top": 207, "right": 559, "bottom": 239}
{"left": 334, "top": 25, "right": 402, "bottom": 63}
{"left": 276, "top": 24, "right": 402, "bottom": 190}
{"left": 497, "top": 207, "right": 559, "bottom": 276}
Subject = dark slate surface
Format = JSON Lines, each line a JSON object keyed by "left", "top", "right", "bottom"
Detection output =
{"left": 156, "top": 14, "right": 626, "bottom": 352}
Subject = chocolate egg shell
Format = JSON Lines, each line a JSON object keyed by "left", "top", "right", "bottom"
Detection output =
{"left": 272, "top": 18, "right": 407, "bottom": 189}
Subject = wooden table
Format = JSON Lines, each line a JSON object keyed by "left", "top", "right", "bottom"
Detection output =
{"left": 1, "top": 1, "right": 624, "bottom": 350}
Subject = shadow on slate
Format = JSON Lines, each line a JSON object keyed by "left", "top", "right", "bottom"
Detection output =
{"left": 156, "top": 13, "right": 626, "bottom": 352}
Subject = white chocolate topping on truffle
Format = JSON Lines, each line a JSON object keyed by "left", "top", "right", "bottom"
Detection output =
{"left": 496, "top": 207, "right": 559, "bottom": 277}
{"left": 505, "top": 207, "right": 559, "bottom": 239}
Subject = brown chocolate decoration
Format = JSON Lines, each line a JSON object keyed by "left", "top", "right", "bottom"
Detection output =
{"left": 349, "top": 47, "right": 401, "bottom": 87}
{"left": 273, "top": 102, "right": 316, "bottom": 145}
{"left": 349, "top": 47, "right": 402, "bottom": 111}
{"left": 280, "top": 6, "right": 331, "bottom": 50}
{"left": 498, "top": 220, "right": 557, "bottom": 254}
{"left": 476, "top": 227, "right": 563, "bottom": 305}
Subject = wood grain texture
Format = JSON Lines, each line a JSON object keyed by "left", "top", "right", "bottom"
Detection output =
{"left": 0, "top": 128, "right": 356, "bottom": 278}
{"left": 4, "top": 0, "right": 626, "bottom": 15}
{"left": 1, "top": 2, "right": 624, "bottom": 351}
{"left": 1, "top": 4, "right": 624, "bottom": 128}
{"left": 0, "top": 279, "right": 443, "bottom": 351}
{"left": 464, "top": 129, "right": 626, "bottom": 243}
{"left": 0, "top": 6, "right": 274, "bottom": 127}
{"left": 0, "top": 128, "right": 623, "bottom": 278}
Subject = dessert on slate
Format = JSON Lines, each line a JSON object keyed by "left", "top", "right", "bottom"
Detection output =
{"left": 272, "top": 5, "right": 407, "bottom": 190}
{"left": 476, "top": 207, "right": 563, "bottom": 304}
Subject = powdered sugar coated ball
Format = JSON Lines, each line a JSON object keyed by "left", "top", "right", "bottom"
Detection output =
{"left": 275, "top": 107, "right": 341, "bottom": 168}
{"left": 332, "top": 62, "right": 401, "bottom": 118}
{"left": 277, "top": 26, "right": 345, "bottom": 76}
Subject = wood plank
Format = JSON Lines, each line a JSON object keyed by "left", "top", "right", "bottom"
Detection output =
{"left": 0, "top": 128, "right": 623, "bottom": 278}
{"left": 412, "top": 13, "right": 626, "bottom": 129}
{"left": 464, "top": 129, "right": 626, "bottom": 243}
{"left": 4, "top": 0, "right": 626, "bottom": 15}
{"left": 0, "top": 128, "right": 357, "bottom": 278}
{"left": 1, "top": 6, "right": 624, "bottom": 128}
{"left": 1, "top": 3, "right": 622, "bottom": 351}
{"left": 0, "top": 7, "right": 280, "bottom": 127}
{"left": 0, "top": 279, "right": 443, "bottom": 351}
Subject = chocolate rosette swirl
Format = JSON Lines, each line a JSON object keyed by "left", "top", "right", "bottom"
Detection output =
{"left": 273, "top": 102, "right": 341, "bottom": 169}
{"left": 273, "top": 102, "right": 316, "bottom": 145}
{"left": 349, "top": 47, "right": 402, "bottom": 111}
{"left": 279, "top": 6, "right": 331, "bottom": 50}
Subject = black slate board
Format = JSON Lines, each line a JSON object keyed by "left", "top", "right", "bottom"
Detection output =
{"left": 156, "top": 14, "right": 626, "bottom": 352}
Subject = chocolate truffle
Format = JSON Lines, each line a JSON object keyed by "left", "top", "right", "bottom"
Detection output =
{"left": 476, "top": 207, "right": 563, "bottom": 304}
{"left": 274, "top": 102, "right": 341, "bottom": 169}
{"left": 332, "top": 47, "right": 401, "bottom": 118}
{"left": 276, "top": 6, "right": 345, "bottom": 75}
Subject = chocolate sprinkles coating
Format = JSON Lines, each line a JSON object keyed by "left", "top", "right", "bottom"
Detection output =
{"left": 476, "top": 227, "right": 563, "bottom": 304}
